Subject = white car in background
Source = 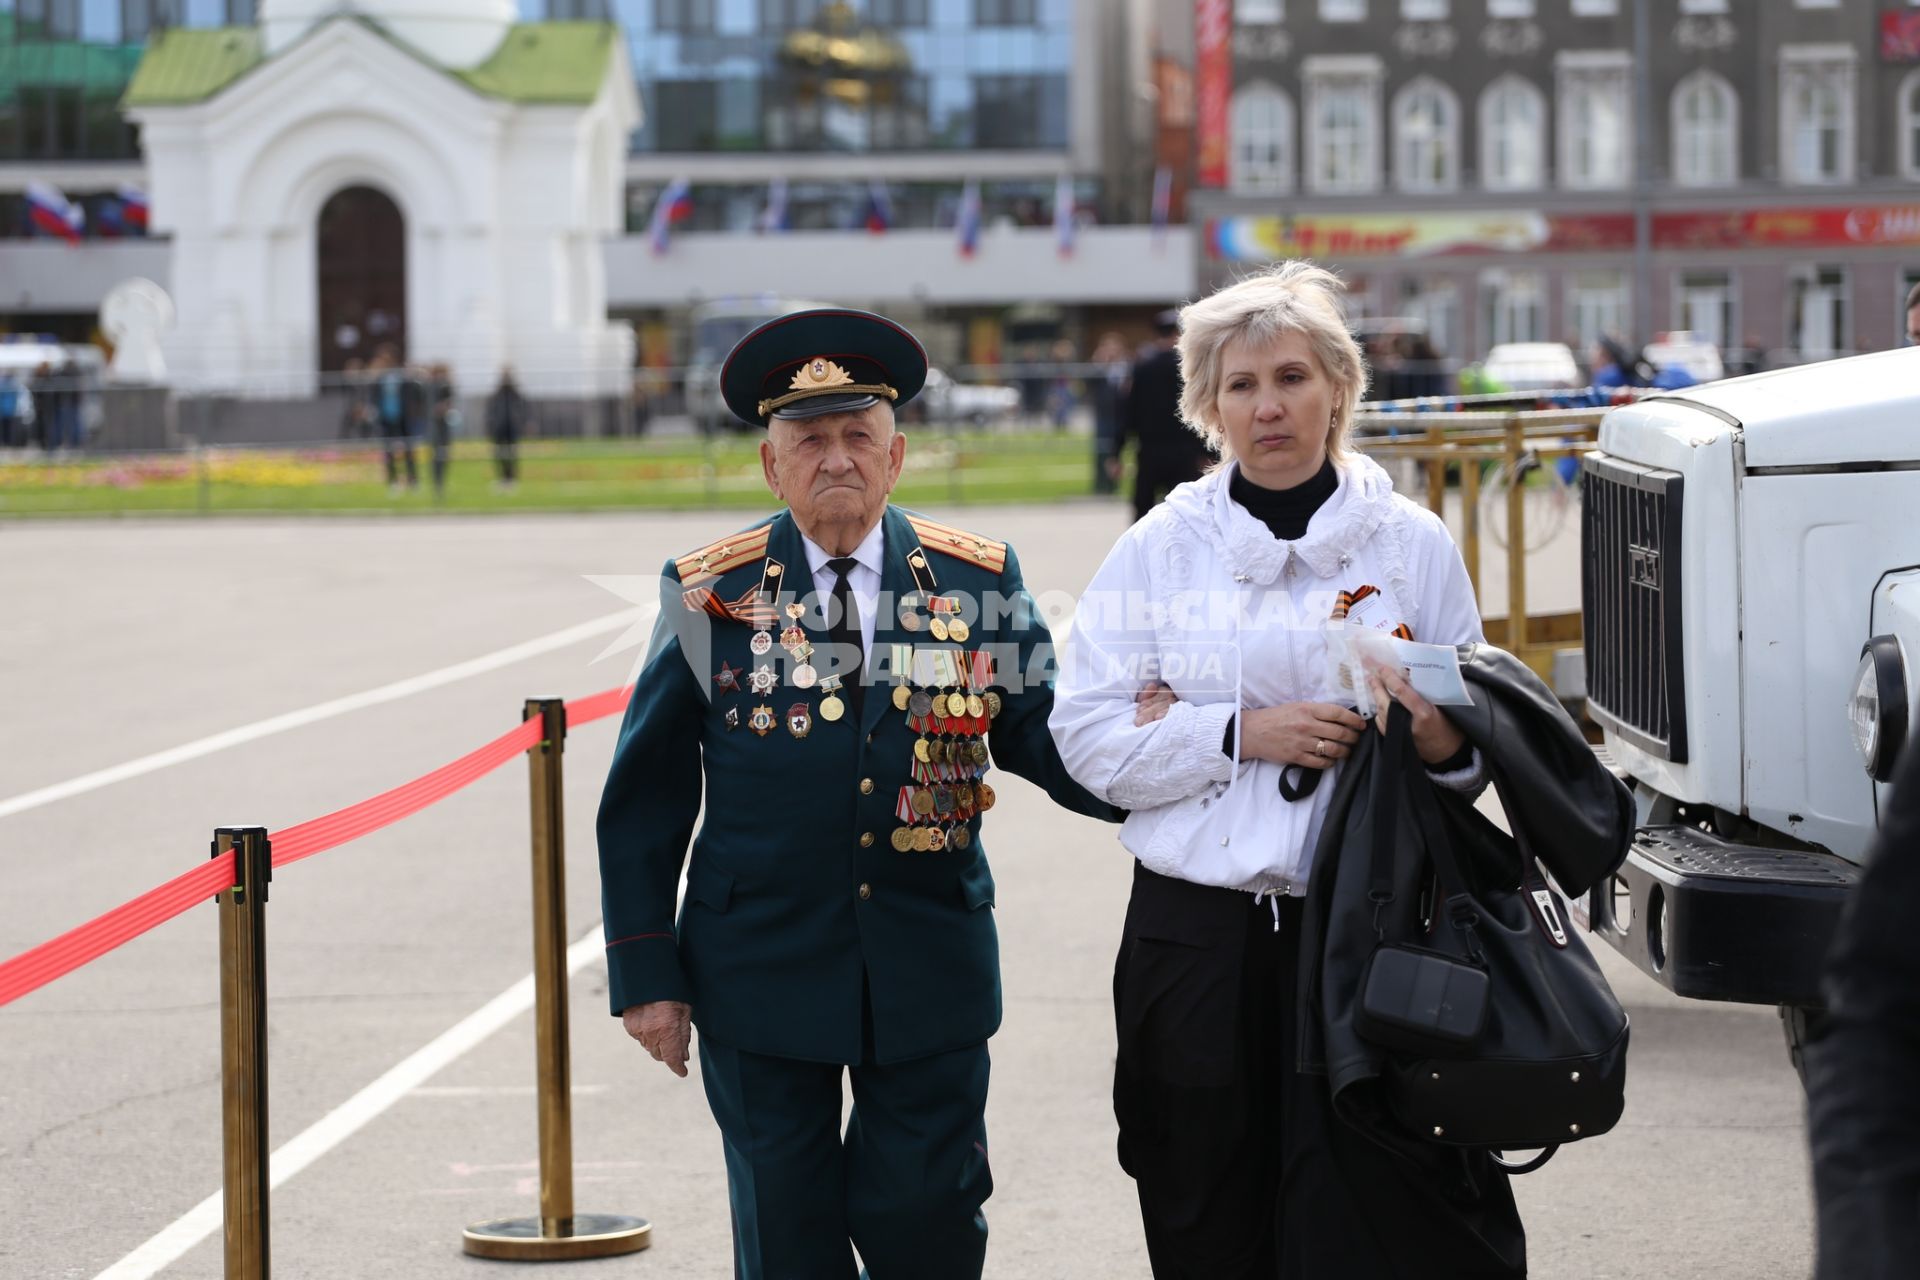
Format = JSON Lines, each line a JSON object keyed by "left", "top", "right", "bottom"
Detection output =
{"left": 1482, "top": 341, "right": 1582, "bottom": 391}
{"left": 1641, "top": 331, "right": 1725, "bottom": 384}
{"left": 919, "top": 367, "right": 1021, "bottom": 426}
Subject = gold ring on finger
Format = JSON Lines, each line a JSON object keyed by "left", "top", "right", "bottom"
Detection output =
{"left": 1314, "top": 738, "right": 1327, "bottom": 757}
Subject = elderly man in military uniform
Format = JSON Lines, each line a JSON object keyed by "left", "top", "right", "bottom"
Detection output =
{"left": 597, "top": 308, "right": 1115, "bottom": 1280}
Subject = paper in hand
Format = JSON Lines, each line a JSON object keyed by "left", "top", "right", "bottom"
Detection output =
{"left": 1326, "top": 621, "right": 1474, "bottom": 715}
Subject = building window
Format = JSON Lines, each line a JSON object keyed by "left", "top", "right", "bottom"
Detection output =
{"left": 1790, "top": 267, "right": 1848, "bottom": 358}
{"left": 1900, "top": 70, "right": 1920, "bottom": 180}
{"left": 661, "top": 0, "right": 718, "bottom": 30}
{"left": 1306, "top": 59, "right": 1382, "bottom": 193}
{"left": 974, "top": 0, "right": 1036, "bottom": 22}
{"left": 1235, "top": 0, "right": 1284, "bottom": 20}
{"left": 1676, "top": 271, "right": 1735, "bottom": 354}
{"left": 1231, "top": 83, "right": 1295, "bottom": 194}
{"left": 1393, "top": 78, "right": 1458, "bottom": 193}
{"left": 1400, "top": 0, "right": 1445, "bottom": 17}
{"left": 1479, "top": 76, "right": 1545, "bottom": 191}
{"left": 1570, "top": 0, "right": 1617, "bottom": 13}
{"left": 1400, "top": 278, "right": 1460, "bottom": 363}
{"left": 1319, "top": 0, "right": 1365, "bottom": 21}
{"left": 1678, "top": 0, "right": 1727, "bottom": 11}
{"left": 1488, "top": 0, "right": 1533, "bottom": 15}
{"left": 870, "top": 0, "right": 931, "bottom": 23}
{"left": 1671, "top": 70, "right": 1737, "bottom": 187}
{"left": 1482, "top": 271, "right": 1545, "bottom": 348}
{"left": 1792, "top": 0, "right": 1839, "bottom": 8}
{"left": 1569, "top": 271, "right": 1629, "bottom": 352}
{"left": 1557, "top": 52, "right": 1631, "bottom": 189}
{"left": 1780, "top": 47, "right": 1855, "bottom": 185}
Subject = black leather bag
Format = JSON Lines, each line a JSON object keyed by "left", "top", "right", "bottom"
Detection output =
{"left": 1355, "top": 704, "right": 1630, "bottom": 1168}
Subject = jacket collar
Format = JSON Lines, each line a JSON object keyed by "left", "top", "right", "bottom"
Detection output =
{"left": 1168, "top": 454, "right": 1398, "bottom": 585}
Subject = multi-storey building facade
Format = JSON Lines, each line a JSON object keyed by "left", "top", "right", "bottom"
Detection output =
{"left": 1191, "top": 0, "right": 1920, "bottom": 364}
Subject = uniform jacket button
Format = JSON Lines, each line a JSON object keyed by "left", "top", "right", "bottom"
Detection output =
{"left": 859, "top": 777, "right": 875, "bottom": 795}
{"left": 860, "top": 832, "right": 875, "bottom": 848}
{"left": 858, "top": 883, "right": 872, "bottom": 901}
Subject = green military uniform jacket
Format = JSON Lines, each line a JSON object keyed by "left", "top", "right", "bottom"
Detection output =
{"left": 597, "top": 504, "right": 1115, "bottom": 1066}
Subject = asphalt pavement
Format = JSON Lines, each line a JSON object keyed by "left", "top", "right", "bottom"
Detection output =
{"left": 0, "top": 493, "right": 1811, "bottom": 1279}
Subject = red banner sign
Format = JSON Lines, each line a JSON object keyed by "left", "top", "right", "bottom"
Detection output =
{"left": 1883, "top": 11, "right": 1920, "bottom": 62}
{"left": 1194, "top": 0, "right": 1232, "bottom": 189}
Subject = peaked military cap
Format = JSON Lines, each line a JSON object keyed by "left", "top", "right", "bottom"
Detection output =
{"left": 720, "top": 307, "right": 929, "bottom": 427}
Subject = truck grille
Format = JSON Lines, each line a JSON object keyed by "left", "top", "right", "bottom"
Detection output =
{"left": 1582, "top": 454, "right": 1688, "bottom": 762}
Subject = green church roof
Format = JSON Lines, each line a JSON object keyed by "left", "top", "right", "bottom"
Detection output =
{"left": 122, "top": 19, "right": 618, "bottom": 110}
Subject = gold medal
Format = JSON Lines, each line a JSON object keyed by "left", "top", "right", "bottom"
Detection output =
{"left": 984, "top": 691, "right": 1003, "bottom": 718}
{"left": 912, "top": 828, "right": 934, "bottom": 852}
{"left": 927, "top": 827, "right": 946, "bottom": 852}
{"left": 972, "top": 740, "right": 989, "bottom": 767}
{"left": 953, "top": 827, "right": 971, "bottom": 850}
{"left": 929, "top": 616, "right": 950, "bottom": 642}
{"left": 891, "top": 827, "right": 915, "bottom": 852}
{"left": 900, "top": 609, "right": 922, "bottom": 632}
{"left": 966, "top": 693, "right": 985, "bottom": 718}
{"left": 948, "top": 618, "right": 971, "bottom": 642}
{"left": 892, "top": 684, "right": 912, "bottom": 712}
{"left": 975, "top": 781, "right": 996, "bottom": 811}
{"left": 946, "top": 691, "right": 969, "bottom": 718}
{"left": 912, "top": 787, "right": 935, "bottom": 817}
{"left": 914, "top": 736, "right": 932, "bottom": 763}
{"left": 820, "top": 693, "right": 845, "bottom": 722}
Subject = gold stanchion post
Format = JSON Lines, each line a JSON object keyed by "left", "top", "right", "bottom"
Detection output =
{"left": 214, "top": 826, "right": 271, "bottom": 1280}
{"left": 463, "top": 699, "right": 651, "bottom": 1261}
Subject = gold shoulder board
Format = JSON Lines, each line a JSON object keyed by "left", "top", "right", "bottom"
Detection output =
{"left": 675, "top": 523, "right": 774, "bottom": 586}
{"left": 906, "top": 514, "right": 1007, "bottom": 575}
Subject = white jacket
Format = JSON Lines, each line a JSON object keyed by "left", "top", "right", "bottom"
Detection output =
{"left": 1049, "top": 454, "right": 1486, "bottom": 896}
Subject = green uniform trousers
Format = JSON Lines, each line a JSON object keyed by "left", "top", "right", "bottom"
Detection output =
{"left": 698, "top": 1031, "right": 992, "bottom": 1280}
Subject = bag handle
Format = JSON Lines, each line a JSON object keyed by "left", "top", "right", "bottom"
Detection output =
{"left": 1365, "top": 699, "right": 1413, "bottom": 937}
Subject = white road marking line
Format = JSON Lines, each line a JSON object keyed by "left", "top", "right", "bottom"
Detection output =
{"left": 410, "top": 1084, "right": 608, "bottom": 1098}
{"left": 93, "top": 927, "right": 608, "bottom": 1280}
{"left": 0, "top": 608, "right": 647, "bottom": 822}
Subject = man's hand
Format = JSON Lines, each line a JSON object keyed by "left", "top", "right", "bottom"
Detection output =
{"left": 622, "top": 1000, "right": 693, "bottom": 1078}
{"left": 1364, "top": 659, "right": 1467, "bottom": 766}
{"left": 1241, "top": 702, "right": 1367, "bottom": 768}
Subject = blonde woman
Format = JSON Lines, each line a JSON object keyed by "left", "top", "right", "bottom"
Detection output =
{"left": 1049, "top": 263, "right": 1523, "bottom": 1277}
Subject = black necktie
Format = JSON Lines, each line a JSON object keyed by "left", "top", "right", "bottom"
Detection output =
{"left": 825, "top": 556, "right": 865, "bottom": 721}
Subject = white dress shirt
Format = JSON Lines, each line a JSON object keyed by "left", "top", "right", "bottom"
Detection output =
{"left": 799, "top": 518, "right": 885, "bottom": 658}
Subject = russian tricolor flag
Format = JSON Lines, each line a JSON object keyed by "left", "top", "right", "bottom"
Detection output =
{"left": 648, "top": 177, "right": 693, "bottom": 256}
{"left": 1053, "top": 173, "right": 1076, "bottom": 258}
{"left": 118, "top": 185, "right": 150, "bottom": 233}
{"left": 26, "top": 183, "right": 83, "bottom": 245}
{"left": 861, "top": 180, "right": 892, "bottom": 235}
{"left": 955, "top": 178, "right": 982, "bottom": 259}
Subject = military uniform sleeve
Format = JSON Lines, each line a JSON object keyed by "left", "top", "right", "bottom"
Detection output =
{"left": 986, "top": 545, "right": 1123, "bottom": 822}
{"left": 596, "top": 559, "right": 707, "bottom": 1015}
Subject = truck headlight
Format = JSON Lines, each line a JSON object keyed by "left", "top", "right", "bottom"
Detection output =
{"left": 1850, "top": 636, "right": 1909, "bottom": 783}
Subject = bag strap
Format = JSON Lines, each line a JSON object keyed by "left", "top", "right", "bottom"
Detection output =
{"left": 1491, "top": 1146, "right": 1559, "bottom": 1175}
{"left": 1365, "top": 701, "right": 1412, "bottom": 936}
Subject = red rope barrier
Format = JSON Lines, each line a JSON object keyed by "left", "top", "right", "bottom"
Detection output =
{"left": 0, "top": 686, "right": 632, "bottom": 1009}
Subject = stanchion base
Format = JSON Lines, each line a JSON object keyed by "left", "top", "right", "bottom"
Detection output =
{"left": 462, "top": 1213, "right": 651, "bottom": 1261}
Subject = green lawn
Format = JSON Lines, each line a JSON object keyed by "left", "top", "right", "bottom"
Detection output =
{"left": 0, "top": 431, "right": 1105, "bottom": 518}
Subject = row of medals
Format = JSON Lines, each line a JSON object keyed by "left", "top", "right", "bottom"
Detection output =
{"left": 719, "top": 597, "right": 1000, "bottom": 852}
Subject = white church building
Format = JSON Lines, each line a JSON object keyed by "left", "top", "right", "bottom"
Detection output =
{"left": 122, "top": 0, "right": 640, "bottom": 399}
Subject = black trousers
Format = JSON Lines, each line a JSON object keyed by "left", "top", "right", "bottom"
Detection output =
{"left": 1112, "top": 864, "right": 1526, "bottom": 1280}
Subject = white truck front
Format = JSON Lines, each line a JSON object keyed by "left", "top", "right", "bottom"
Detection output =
{"left": 1578, "top": 348, "right": 1920, "bottom": 1061}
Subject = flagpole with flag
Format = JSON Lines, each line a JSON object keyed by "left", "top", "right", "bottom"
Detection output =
{"left": 118, "top": 185, "right": 150, "bottom": 235}
{"left": 862, "top": 180, "right": 892, "bottom": 234}
{"left": 1053, "top": 173, "right": 1075, "bottom": 259}
{"left": 955, "top": 178, "right": 982, "bottom": 259}
{"left": 26, "top": 182, "right": 84, "bottom": 245}
{"left": 1149, "top": 166, "right": 1172, "bottom": 253}
{"left": 757, "top": 177, "right": 789, "bottom": 234}
{"left": 648, "top": 177, "right": 693, "bottom": 256}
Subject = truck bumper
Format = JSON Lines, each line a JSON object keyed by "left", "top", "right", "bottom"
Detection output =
{"left": 1583, "top": 825, "right": 1861, "bottom": 1007}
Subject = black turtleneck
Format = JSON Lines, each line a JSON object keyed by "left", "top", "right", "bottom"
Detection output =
{"left": 1229, "top": 455, "right": 1339, "bottom": 540}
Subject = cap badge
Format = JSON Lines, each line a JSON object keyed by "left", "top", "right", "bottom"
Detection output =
{"left": 792, "top": 358, "right": 854, "bottom": 391}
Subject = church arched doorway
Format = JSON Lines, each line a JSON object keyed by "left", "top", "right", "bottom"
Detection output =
{"left": 316, "top": 185, "right": 406, "bottom": 373}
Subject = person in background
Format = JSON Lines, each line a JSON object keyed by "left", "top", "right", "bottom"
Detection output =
{"left": 1118, "top": 309, "right": 1213, "bottom": 521}
{"left": 1806, "top": 735, "right": 1920, "bottom": 1279}
{"left": 426, "top": 362, "right": 456, "bottom": 500}
{"left": 1088, "top": 332, "right": 1129, "bottom": 495}
{"left": 29, "top": 362, "right": 59, "bottom": 451}
{"left": 0, "top": 369, "right": 22, "bottom": 447}
{"left": 338, "top": 357, "right": 372, "bottom": 440}
{"left": 1045, "top": 337, "right": 1079, "bottom": 431}
{"left": 486, "top": 366, "right": 529, "bottom": 492}
{"left": 1405, "top": 332, "right": 1448, "bottom": 399}
{"left": 1906, "top": 281, "right": 1920, "bottom": 347}
{"left": 630, "top": 369, "right": 654, "bottom": 436}
{"left": 371, "top": 345, "right": 418, "bottom": 493}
